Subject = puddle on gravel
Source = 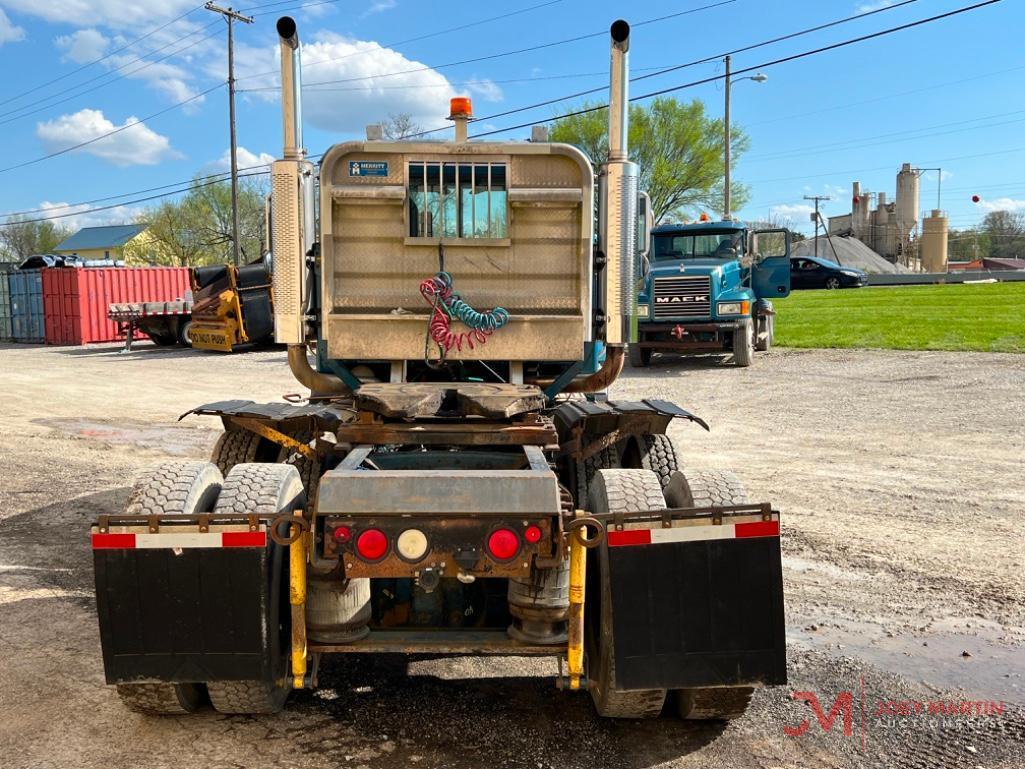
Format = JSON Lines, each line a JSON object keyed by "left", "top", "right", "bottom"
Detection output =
{"left": 32, "top": 417, "right": 214, "bottom": 456}
{"left": 789, "top": 620, "right": 1025, "bottom": 704}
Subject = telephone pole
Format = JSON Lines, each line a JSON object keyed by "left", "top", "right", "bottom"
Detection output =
{"left": 205, "top": 2, "right": 253, "bottom": 267}
{"left": 803, "top": 195, "right": 831, "bottom": 258}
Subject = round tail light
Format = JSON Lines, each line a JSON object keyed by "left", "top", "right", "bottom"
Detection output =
{"left": 332, "top": 525, "right": 352, "bottom": 544}
{"left": 355, "top": 528, "right": 388, "bottom": 561}
{"left": 396, "top": 528, "right": 429, "bottom": 562}
{"left": 487, "top": 528, "right": 520, "bottom": 561}
{"left": 524, "top": 524, "right": 542, "bottom": 544}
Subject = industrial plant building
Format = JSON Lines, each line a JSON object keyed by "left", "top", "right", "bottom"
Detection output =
{"left": 827, "top": 163, "right": 949, "bottom": 272}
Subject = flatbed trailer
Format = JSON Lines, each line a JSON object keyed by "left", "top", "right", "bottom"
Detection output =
{"left": 108, "top": 300, "right": 192, "bottom": 352}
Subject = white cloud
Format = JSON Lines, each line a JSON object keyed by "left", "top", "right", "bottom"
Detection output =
{"left": 856, "top": 0, "right": 895, "bottom": 12}
{"left": 204, "top": 146, "right": 276, "bottom": 173}
{"left": 361, "top": 0, "right": 396, "bottom": 17}
{"left": 235, "top": 33, "right": 473, "bottom": 134}
{"left": 0, "top": 0, "right": 196, "bottom": 30}
{"left": 771, "top": 203, "right": 816, "bottom": 219}
{"left": 976, "top": 197, "right": 1025, "bottom": 213}
{"left": 55, "top": 28, "right": 109, "bottom": 63}
{"left": 36, "top": 108, "right": 180, "bottom": 166}
{"left": 0, "top": 8, "right": 24, "bottom": 44}
{"left": 464, "top": 76, "right": 503, "bottom": 103}
{"left": 36, "top": 200, "right": 145, "bottom": 230}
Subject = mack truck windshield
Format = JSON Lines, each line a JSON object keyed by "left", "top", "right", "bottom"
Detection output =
{"left": 632, "top": 220, "right": 791, "bottom": 367}
{"left": 88, "top": 17, "right": 786, "bottom": 724}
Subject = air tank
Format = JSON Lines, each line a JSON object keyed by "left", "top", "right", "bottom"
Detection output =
{"left": 896, "top": 163, "right": 919, "bottom": 242}
{"left": 921, "top": 209, "right": 949, "bottom": 273}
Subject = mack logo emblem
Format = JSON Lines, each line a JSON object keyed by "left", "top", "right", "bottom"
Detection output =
{"left": 656, "top": 295, "right": 709, "bottom": 304}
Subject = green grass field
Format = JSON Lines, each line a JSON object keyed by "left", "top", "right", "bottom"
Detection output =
{"left": 773, "top": 281, "right": 1025, "bottom": 353}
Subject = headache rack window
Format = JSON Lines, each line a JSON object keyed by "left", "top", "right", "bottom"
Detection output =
{"left": 408, "top": 162, "right": 507, "bottom": 238}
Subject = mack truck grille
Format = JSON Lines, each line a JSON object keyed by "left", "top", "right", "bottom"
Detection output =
{"left": 652, "top": 275, "right": 712, "bottom": 319}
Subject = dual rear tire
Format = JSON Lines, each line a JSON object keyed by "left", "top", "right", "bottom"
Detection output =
{"left": 114, "top": 461, "right": 305, "bottom": 716}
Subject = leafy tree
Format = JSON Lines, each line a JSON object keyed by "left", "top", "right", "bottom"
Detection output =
{"left": 0, "top": 217, "right": 72, "bottom": 262}
{"left": 126, "top": 177, "right": 268, "bottom": 267}
{"left": 549, "top": 97, "right": 750, "bottom": 223}
{"left": 980, "top": 210, "right": 1025, "bottom": 259}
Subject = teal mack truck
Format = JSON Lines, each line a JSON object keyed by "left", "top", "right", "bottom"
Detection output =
{"left": 632, "top": 219, "right": 791, "bottom": 367}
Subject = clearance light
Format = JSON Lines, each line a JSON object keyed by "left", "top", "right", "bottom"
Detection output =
{"left": 487, "top": 528, "right": 520, "bottom": 561}
{"left": 524, "top": 525, "right": 543, "bottom": 544}
{"left": 332, "top": 525, "right": 352, "bottom": 544}
{"left": 396, "top": 529, "right": 429, "bottom": 561}
{"left": 448, "top": 97, "right": 474, "bottom": 119}
{"left": 355, "top": 528, "right": 388, "bottom": 561}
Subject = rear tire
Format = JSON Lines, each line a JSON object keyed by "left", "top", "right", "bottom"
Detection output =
{"left": 675, "top": 686, "right": 754, "bottom": 720}
{"left": 115, "top": 682, "right": 204, "bottom": 715}
{"left": 627, "top": 434, "right": 680, "bottom": 490}
{"left": 276, "top": 429, "right": 322, "bottom": 498}
{"left": 211, "top": 428, "right": 265, "bottom": 477}
{"left": 205, "top": 463, "right": 305, "bottom": 715}
{"left": 732, "top": 318, "right": 754, "bottom": 367}
{"left": 664, "top": 469, "right": 749, "bottom": 509}
{"left": 574, "top": 445, "right": 621, "bottom": 509}
{"left": 117, "top": 462, "right": 223, "bottom": 714}
{"left": 148, "top": 332, "right": 176, "bottom": 346}
{"left": 178, "top": 320, "right": 193, "bottom": 346}
{"left": 587, "top": 469, "right": 668, "bottom": 719}
{"left": 628, "top": 344, "right": 651, "bottom": 368}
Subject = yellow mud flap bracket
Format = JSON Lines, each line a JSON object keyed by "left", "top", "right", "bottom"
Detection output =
{"left": 557, "top": 511, "right": 605, "bottom": 691}
{"left": 272, "top": 515, "right": 311, "bottom": 689}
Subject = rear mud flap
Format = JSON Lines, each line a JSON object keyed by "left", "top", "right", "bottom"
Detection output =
{"left": 605, "top": 532, "right": 786, "bottom": 691}
{"left": 93, "top": 534, "right": 286, "bottom": 684}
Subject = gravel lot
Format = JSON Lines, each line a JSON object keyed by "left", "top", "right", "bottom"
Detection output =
{"left": 0, "top": 342, "right": 1023, "bottom": 769}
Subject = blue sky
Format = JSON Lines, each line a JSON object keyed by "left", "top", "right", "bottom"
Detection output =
{"left": 0, "top": 0, "right": 1020, "bottom": 235}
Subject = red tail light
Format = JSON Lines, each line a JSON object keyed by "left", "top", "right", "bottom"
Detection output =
{"left": 524, "top": 524, "right": 542, "bottom": 544}
{"left": 332, "top": 525, "right": 352, "bottom": 544}
{"left": 355, "top": 528, "right": 388, "bottom": 561}
{"left": 487, "top": 528, "right": 520, "bottom": 561}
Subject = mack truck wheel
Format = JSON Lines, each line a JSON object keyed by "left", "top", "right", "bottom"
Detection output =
{"left": 205, "top": 463, "right": 305, "bottom": 715}
{"left": 628, "top": 343, "right": 651, "bottom": 368}
{"left": 624, "top": 433, "right": 680, "bottom": 490}
{"left": 662, "top": 468, "right": 755, "bottom": 721}
{"left": 574, "top": 445, "right": 621, "bottom": 509}
{"left": 732, "top": 318, "right": 754, "bottom": 367}
{"left": 210, "top": 427, "right": 276, "bottom": 477}
{"left": 755, "top": 314, "right": 774, "bottom": 352}
{"left": 276, "top": 428, "right": 322, "bottom": 498}
{"left": 587, "top": 469, "right": 668, "bottom": 719}
{"left": 116, "top": 462, "right": 224, "bottom": 714}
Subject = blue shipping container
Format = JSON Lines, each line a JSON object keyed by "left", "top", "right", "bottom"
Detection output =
{"left": 0, "top": 267, "right": 12, "bottom": 340}
{"left": 9, "top": 269, "right": 44, "bottom": 343}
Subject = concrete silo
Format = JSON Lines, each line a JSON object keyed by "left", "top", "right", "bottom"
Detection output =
{"left": 896, "top": 163, "right": 920, "bottom": 243}
{"left": 921, "top": 209, "right": 949, "bottom": 273}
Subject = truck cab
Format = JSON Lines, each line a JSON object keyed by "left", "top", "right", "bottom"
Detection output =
{"left": 633, "top": 220, "right": 791, "bottom": 367}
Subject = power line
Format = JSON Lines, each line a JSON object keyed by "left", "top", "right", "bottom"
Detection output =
{"left": 412, "top": 0, "right": 923, "bottom": 137}
{"left": 242, "top": 0, "right": 736, "bottom": 89}
{"left": 468, "top": 0, "right": 1003, "bottom": 139}
{"left": 0, "top": 25, "right": 222, "bottom": 127}
{"left": 0, "top": 4, "right": 207, "bottom": 107}
{"left": 0, "top": 84, "right": 223, "bottom": 176}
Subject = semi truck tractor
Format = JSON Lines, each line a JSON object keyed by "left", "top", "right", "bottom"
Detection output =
{"left": 89, "top": 17, "right": 786, "bottom": 721}
{"left": 632, "top": 219, "right": 791, "bottom": 367}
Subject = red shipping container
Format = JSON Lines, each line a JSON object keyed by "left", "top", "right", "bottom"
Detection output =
{"left": 43, "top": 267, "right": 190, "bottom": 345}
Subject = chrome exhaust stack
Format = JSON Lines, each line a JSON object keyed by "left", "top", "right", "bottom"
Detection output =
{"left": 277, "top": 16, "right": 304, "bottom": 161}
{"left": 598, "top": 19, "right": 638, "bottom": 347}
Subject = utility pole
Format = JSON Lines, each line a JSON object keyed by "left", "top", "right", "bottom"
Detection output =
{"left": 205, "top": 2, "right": 253, "bottom": 267}
{"left": 803, "top": 195, "right": 831, "bottom": 258}
{"left": 723, "top": 55, "right": 731, "bottom": 220}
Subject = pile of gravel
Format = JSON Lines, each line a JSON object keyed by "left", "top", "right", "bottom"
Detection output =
{"left": 794, "top": 235, "right": 910, "bottom": 274}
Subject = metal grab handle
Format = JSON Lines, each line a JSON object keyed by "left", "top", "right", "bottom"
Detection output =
{"left": 567, "top": 516, "right": 605, "bottom": 549}
{"left": 270, "top": 514, "right": 310, "bottom": 545}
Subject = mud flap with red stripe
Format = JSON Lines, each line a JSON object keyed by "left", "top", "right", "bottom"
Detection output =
{"left": 604, "top": 513, "right": 786, "bottom": 691}
{"left": 92, "top": 523, "right": 287, "bottom": 685}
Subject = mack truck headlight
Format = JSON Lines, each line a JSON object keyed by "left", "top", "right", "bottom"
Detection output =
{"left": 717, "top": 300, "right": 750, "bottom": 316}
{"left": 636, "top": 304, "right": 648, "bottom": 316}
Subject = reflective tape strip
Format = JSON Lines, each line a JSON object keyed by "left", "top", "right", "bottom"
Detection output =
{"left": 607, "top": 519, "right": 779, "bottom": 548}
{"left": 91, "top": 531, "right": 267, "bottom": 550}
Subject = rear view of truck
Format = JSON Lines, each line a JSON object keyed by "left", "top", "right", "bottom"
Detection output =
{"left": 89, "top": 16, "right": 786, "bottom": 723}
